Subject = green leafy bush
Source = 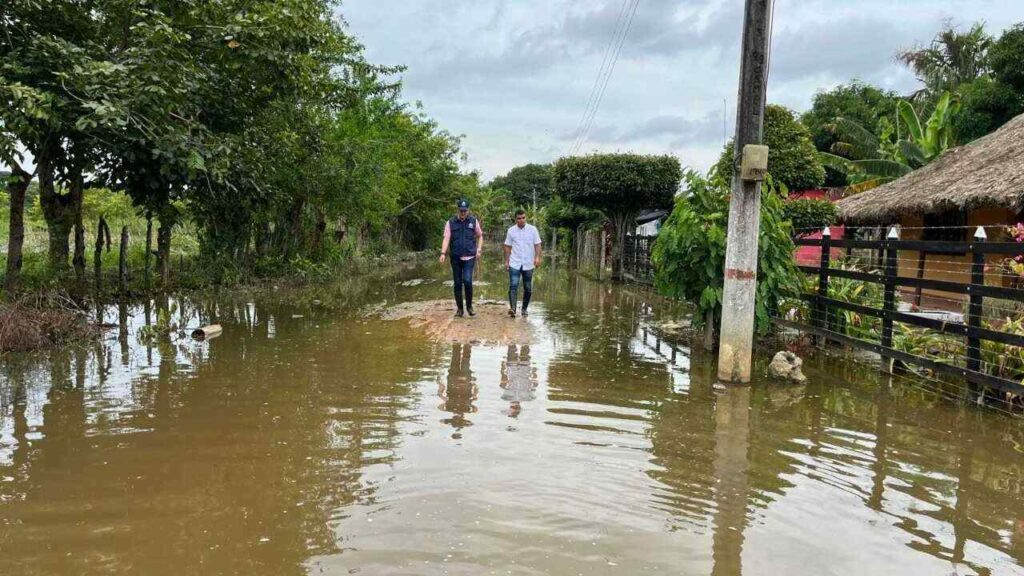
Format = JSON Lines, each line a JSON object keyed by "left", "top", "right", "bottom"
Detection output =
{"left": 651, "top": 171, "right": 799, "bottom": 334}
{"left": 781, "top": 199, "right": 837, "bottom": 237}
{"left": 714, "top": 105, "right": 826, "bottom": 191}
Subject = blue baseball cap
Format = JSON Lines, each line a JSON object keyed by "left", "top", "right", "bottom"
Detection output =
{"left": 457, "top": 199, "right": 470, "bottom": 210}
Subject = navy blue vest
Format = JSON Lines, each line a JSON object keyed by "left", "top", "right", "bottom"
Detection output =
{"left": 449, "top": 216, "right": 477, "bottom": 258}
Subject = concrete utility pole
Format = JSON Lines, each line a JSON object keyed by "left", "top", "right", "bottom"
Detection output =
{"left": 717, "top": 0, "right": 772, "bottom": 383}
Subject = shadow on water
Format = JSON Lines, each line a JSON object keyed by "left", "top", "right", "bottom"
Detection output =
{"left": 0, "top": 255, "right": 1022, "bottom": 575}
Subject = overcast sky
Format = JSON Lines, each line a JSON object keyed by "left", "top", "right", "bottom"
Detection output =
{"left": 340, "top": 0, "right": 1024, "bottom": 181}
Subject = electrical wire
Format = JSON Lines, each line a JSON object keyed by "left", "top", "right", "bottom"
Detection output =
{"left": 570, "top": 0, "right": 642, "bottom": 156}
{"left": 567, "top": 0, "right": 633, "bottom": 156}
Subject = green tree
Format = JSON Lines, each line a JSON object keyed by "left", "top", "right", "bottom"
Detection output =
{"left": 715, "top": 105, "right": 825, "bottom": 191}
{"left": 800, "top": 82, "right": 901, "bottom": 186}
{"left": 897, "top": 22, "right": 992, "bottom": 98}
{"left": 990, "top": 23, "right": 1024, "bottom": 92}
{"left": 801, "top": 81, "right": 901, "bottom": 152}
{"left": 953, "top": 23, "right": 1024, "bottom": 143}
{"left": 651, "top": 171, "right": 798, "bottom": 337}
{"left": 554, "top": 153, "right": 681, "bottom": 280}
{"left": 781, "top": 199, "right": 837, "bottom": 237}
{"left": 953, "top": 76, "right": 1023, "bottom": 143}
{"left": 489, "top": 163, "right": 553, "bottom": 210}
{"left": 820, "top": 92, "right": 960, "bottom": 192}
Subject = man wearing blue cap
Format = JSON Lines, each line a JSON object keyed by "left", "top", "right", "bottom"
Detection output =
{"left": 440, "top": 199, "right": 484, "bottom": 317}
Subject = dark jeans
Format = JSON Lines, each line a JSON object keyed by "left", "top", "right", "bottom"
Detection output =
{"left": 451, "top": 257, "right": 476, "bottom": 312}
{"left": 508, "top": 266, "right": 534, "bottom": 312}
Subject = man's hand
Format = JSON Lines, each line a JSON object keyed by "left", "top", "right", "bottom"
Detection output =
{"left": 505, "top": 261, "right": 510, "bottom": 271}
{"left": 476, "top": 249, "right": 482, "bottom": 260}
{"left": 439, "top": 253, "right": 447, "bottom": 264}
{"left": 533, "top": 257, "right": 541, "bottom": 268}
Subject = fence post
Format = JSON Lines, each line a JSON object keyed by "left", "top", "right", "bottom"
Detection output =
{"left": 813, "top": 227, "right": 832, "bottom": 346}
{"left": 94, "top": 217, "right": 106, "bottom": 292}
{"left": 881, "top": 226, "right": 899, "bottom": 368}
{"left": 966, "top": 226, "right": 986, "bottom": 402}
{"left": 119, "top": 226, "right": 130, "bottom": 294}
{"left": 599, "top": 229, "right": 607, "bottom": 281}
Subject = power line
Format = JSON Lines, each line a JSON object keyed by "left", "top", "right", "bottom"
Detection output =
{"left": 567, "top": 0, "right": 633, "bottom": 155}
{"left": 568, "top": 0, "right": 642, "bottom": 157}
{"left": 573, "top": 0, "right": 642, "bottom": 156}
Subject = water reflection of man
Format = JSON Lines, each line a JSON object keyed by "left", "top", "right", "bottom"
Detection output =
{"left": 438, "top": 343, "right": 477, "bottom": 434}
{"left": 500, "top": 344, "right": 537, "bottom": 418}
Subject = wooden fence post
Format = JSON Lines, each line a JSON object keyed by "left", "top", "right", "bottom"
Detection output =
{"left": 599, "top": 229, "right": 607, "bottom": 281}
{"left": 814, "top": 227, "right": 832, "bottom": 346}
{"left": 94, "top": 217, "right": 106, "bottom": 292}
{"left": 144, "top": 214, "right": 153, "bottom": 287}
{"left": 881, "top": 226, "right": 899, "bottom": 368}
{"left": 966, "top": 226, "right": 986, "bottom": 401}
{"left": 119, "top": 226, "right": 130, "bottom": 294}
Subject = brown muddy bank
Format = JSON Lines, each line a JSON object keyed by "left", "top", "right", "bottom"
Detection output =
{"left": 0, "top": 297, "right": 96, "bottom": 353}
{"left": 375, "top": 298, "right": 534, "bottom": 345}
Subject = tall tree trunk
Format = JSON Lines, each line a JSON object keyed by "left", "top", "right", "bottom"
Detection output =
{"left": 156, "top": 211, "right": 174, "bottom": 287}
{"left": 71, "top": 174, "right": 86, "bottom": 283}
{"left": 285, "top": 197, "right": 305, "bottom": 257}
{"left": 4, "top": 166, "right": 31, "bottom": 293}
{"left": 311, "top": 208, "right": 326, "bottom": 253}
{"left": 37, "top": 145, "right": 73, "bottom": 271}
{"left": 610, "top": 213, "right": 633, "bottom": 281}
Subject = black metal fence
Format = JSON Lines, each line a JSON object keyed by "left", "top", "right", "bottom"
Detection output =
{"left": 779, "top": 228, "right": 1024, "bottom": 404}
{"left": 623, "top": 234, "right": 656, "bottom": 285}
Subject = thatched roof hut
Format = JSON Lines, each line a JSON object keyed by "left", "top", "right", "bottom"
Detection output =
{"left": 836, "top": 113, "right": 1024, "bottom": 224}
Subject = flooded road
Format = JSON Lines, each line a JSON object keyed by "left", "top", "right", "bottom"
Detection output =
{"left": 1, "top": 258, "right": 1023, "bottom": 575}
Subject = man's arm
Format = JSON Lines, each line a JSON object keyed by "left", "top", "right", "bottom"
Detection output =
{"left": 440, "top": 221, "right": 450, "bottom": 263}
{"left": 475, "top": 220, "right": 484, "bottom": 258}
{"left": 503, "top": 229, "right": 513, "bottom": 270}
{"left": 533, "top": 227, "right": 543, "bottom": 267}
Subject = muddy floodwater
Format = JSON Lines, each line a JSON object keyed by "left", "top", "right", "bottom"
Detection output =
{"left": 2, "top": 258, "right": 1023, "bottom": 575}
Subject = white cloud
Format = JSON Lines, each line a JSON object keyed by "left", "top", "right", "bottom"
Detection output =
{"left": 341, "top": 0, "right": 1024, "bottom": 180}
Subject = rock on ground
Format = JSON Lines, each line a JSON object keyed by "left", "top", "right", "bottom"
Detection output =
{"left": 768, "top": 351, "right": 807, "bottom": 384}
{"left": 376, "top": 299, "right": 533, "bottom": 345}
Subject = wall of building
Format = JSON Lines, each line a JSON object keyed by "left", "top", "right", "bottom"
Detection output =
{"left": 894, "top": 207, "right": 1016, "bottom": 309}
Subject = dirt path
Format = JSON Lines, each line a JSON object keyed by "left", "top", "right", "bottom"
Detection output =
{"left": 376, "top": 299, "right": 533, "bottom": 345}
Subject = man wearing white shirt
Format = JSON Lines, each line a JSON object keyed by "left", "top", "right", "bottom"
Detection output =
{"left": 503, "top": 209, "right": 543, "bottom": 318}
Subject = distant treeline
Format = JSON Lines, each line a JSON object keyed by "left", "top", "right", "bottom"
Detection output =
{"left": 1, "top": 1, "right": 483, "bottom": 293}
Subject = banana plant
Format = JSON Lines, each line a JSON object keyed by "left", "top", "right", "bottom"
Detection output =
{"left": 818, "top": 91, "right": 959, "bottom": 193}
{"left": 895, "top": 91, "right": 961, "bottom": 168}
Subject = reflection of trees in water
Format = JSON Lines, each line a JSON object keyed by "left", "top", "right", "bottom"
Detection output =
{"left": 0, "top": 293, "right": 433, "bottom": 574}
{"left": 746, "top": 359, "right": 1024, "bottom": 571}
{"left": 547, "top": 274, "right": 1024, "bottom": 572}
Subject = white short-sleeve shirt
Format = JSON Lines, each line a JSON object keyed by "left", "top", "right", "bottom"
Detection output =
{"left": 505, "top": 224, "right": 542, "bottom": 271}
